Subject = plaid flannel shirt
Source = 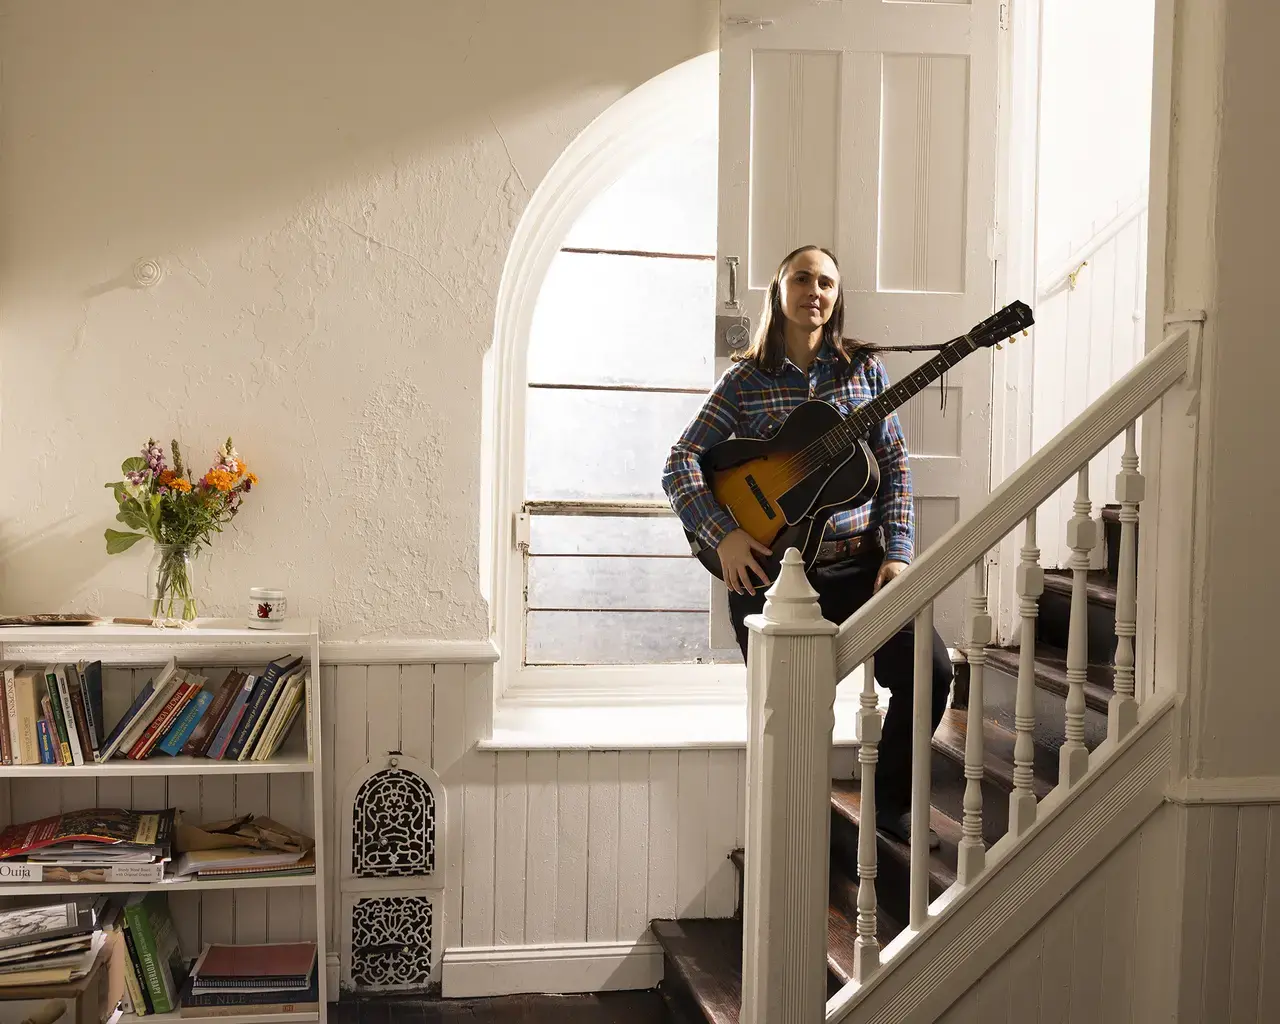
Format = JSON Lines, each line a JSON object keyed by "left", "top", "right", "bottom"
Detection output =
{"left": 662, "top": 344, "right": 916, "bottom": 564}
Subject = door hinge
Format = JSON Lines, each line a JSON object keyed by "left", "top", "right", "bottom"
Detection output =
{"left": 513, "top": 511, "right": 531, "bottom": 553}
{"left": 998, "top": 2, "right": 1009, "bottom": 30}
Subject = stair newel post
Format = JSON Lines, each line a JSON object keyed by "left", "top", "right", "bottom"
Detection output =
{"left": 958, "top": 562, "right": 990, "bottom": 884}
{"left": 741, "top": 547, "right": 838, "bottom": 1024}
{"left": 909, "top": 603, "right": 935, "bottom": 930}
{"left": 1010, "top": 510, "right": 1043, "bottom": 836}
{"left": 854, "top": 655, "right": 881, "bottom": 982}
{"left": 1109, "top": 423, "right": 1143, "bottom": 741}
{"left": 1061, "top": 468, "right": 1096, "bottom": 786}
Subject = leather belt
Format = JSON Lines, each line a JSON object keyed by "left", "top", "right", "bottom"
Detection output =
{"left": 814, "top": 533, "right": 882, "bottom": 565}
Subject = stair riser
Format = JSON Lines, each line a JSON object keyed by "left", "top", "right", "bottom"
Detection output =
{"left": 928, "top": 753, "right": 1011, "bottom": 847}
{"left": 830, "top": 809, "right": 945, "bottom": 926}
{"left": 658, "top": 962, "right": 714, "bottom": 1024}
{"left": 1038, "top": 584, "right": 1118, "bottom": 657}
{"left": 1102, "top": 511, "right": 1130, "bottom": 580}
{"left": 984, "top": 663, "right": 1109, "bottom": 752}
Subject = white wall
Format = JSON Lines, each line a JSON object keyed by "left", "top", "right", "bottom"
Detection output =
{"left": 0, "top": 0, "right": 716, "bottom": 642}
{"left": 1029, "top": 0, "right": 1156, "bottom": 568}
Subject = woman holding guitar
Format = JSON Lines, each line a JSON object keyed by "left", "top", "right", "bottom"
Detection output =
{"left": 662, "top": 244, "right": 952, "bottom": 848}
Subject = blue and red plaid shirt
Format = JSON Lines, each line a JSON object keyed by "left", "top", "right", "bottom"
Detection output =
{"left": 662, "top": 343, "right": 915, "bottom": 564}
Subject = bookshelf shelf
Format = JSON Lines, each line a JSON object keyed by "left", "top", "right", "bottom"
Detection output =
{"left": 0, "top": 618, "right": 331, "bottom": 1021}
{"left": 121, "top": 1013, "right": 319, "bottom": 1024}
{"left": 0, "top": 872, "right": 318, "bottom": 895}
{"left": 0, "top": 752, "right": 315, "bottom": 777}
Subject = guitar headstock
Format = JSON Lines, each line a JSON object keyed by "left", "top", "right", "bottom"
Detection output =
{"left": 967, "top": 300, "right": 1035, "bottom": 350}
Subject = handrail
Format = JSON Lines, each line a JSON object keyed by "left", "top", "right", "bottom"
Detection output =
{"left": 1037, "top": 195, "right": 1149, "bottom": 299}
{"left": 833, "top": 326, "right": 1191, "bottom": 678}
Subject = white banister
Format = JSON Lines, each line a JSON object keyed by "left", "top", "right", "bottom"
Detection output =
{"left": 833, "top": 325, "right": 1190, "bottom": 681}
{"left": 1109, "top": 424, "right": 1143, "bottom": 741}
{"left": 1010, "top": 511, "right": 1042, "bottom": 836}
{"left": 854, "top": 655, "right": 880, "bottom": 982}
{"left": 958, "top": 563, "right": 990, "bottom": 884}
{"left": 909, "top": 604, "right": 934, "bottom": 929}
{"left": 741, "top": 548, "right": 837, "bottom": 1024}
{"left": 1061, "top": 469, "right": 1095, "bottom": 786}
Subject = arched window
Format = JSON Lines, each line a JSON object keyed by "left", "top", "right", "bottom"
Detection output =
{"left": 485, "top": 53, "right": 741, "bottom": 696}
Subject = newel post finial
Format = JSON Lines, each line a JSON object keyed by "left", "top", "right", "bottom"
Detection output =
{"left": 741, "top": 547, "right": 837, "bottom": 1024}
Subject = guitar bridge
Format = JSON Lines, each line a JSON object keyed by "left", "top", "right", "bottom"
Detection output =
{"left": 744, "top": 475, "right": 777, "bottom": 520}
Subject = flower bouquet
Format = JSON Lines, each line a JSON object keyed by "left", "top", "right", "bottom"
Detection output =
{"left": 104, "top": 438, "right": 258, "bottom": 623}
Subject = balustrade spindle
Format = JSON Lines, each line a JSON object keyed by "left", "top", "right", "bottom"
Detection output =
{"left": 854, "top": 655, "right": 880, "bottom": 981}
{"left": 909, "top": 604, "right": 934, "bottom": 929}
{"left": 1109, "top": 424, "right": 1143, "bottom": 741}
{"left": 1061, "top": 469, "right": 1096, "bottom": 786}
{"left": 1010, "top": 511, "right": 1042, "bottom": 835}
{"left": 958, "top": 563, "right": 990, "bottom": 884}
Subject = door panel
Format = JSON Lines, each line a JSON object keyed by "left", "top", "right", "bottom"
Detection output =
{"left": 713, "top": 0, "right": 1003, "bottom": 649}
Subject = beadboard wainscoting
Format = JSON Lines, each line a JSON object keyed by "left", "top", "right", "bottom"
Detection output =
{"left": 319, "top": 660, "right": 748, "bottom": 998}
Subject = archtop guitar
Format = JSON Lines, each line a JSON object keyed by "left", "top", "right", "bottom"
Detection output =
{"left": 686, "top": 301, "right": 1035, "bottom": 581}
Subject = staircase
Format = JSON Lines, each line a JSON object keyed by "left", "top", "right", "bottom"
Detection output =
{"left": 650, "top": 507, "right": 1132, "bottom": 1022}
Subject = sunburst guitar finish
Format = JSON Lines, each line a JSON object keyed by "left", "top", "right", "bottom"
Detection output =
{"left": 682, "top": 299, "right": 1037, "bottom": 582}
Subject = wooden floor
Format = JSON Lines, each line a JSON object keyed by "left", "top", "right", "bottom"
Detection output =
{"left": 330, "top": 992, "right": 668, "bottom": 1022}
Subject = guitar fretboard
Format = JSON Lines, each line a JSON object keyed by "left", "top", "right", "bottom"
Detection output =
{"left": 812, "top": 335, "right": 977, "bottom": 463}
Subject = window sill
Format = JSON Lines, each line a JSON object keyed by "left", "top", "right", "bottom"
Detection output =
{"left": 483, "top": 649, "right": 963, "bottom": 751}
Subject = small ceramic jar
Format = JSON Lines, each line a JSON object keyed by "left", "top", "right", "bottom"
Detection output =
{"left": 248, "top": 587, "right": 287, "bottom": 629}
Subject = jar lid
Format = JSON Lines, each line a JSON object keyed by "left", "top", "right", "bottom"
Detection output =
{"left": 249, "top": 587, "right": 286, "bottom": 598}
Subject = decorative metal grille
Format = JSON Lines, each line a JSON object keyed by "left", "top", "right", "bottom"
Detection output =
{"left": 350, "top": 896, "right": 434, "bottom": 990}
{"left": 351, "top": 767, "right": 435, "bottom": 877}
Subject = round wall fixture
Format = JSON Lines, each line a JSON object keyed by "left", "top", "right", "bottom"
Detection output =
{"left": 132, "top": 257, "right": 164, "bottom": 287}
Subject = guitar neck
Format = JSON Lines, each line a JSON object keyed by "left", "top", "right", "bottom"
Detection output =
{"left": 835, "top": 335, "right": 977, "bottom": 445}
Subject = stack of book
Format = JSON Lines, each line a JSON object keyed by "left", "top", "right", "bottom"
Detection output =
{"left": 173, "top": 815, "right": 316, "bottom": 882}
{"left": 0, "top": 654, "right": 310, "bottom": 766}
{"left": 0, "top": 899, "right": 104, "bottom": 989}
{"left": 0, "top": 808, "right": 175, "bottom": 884}
{"left": 178, "top": 941, "right": 319, "bottom": 1018}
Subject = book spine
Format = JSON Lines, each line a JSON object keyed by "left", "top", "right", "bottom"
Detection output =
{"left": 39, "top": 694, "right": 64, "bottom": 764}
{"left": 35, "top": 718, "right": 54, "bottom": 764}
{"left": 305, "top": 669, "right": 313, "bottom": 760}
{"left": 229, "top": 674, "right": 284, "bottom": 761}
{"left": 43, "top": 671, "right": 73, "bottom": 764}
{"left": 82, "top": 661, "right": 105, "bottom": 751}
{"left": 128, "top": 683, "right": 193, "bottom": 759}
{"left": 121, "top": 914, "right": 153, "bottom": 1015}
{"left": 98, "top": 681, "right": 155, "bottom": 761}
{"left": 207, "top": 679, "right": 255, "bottom": 760}
{"left": 14, "top": 674, "right": 38, "bottom": 765}
{"left": 125, "top": 899, "right": 170, "bottom": 1013}
{"left": 182, "top": 675, "right": 239, "bottom": 756}
{"left": 53, "top": 666, "right": 84, "bottom": 765}
{"left": 3, "top": 670, "right": 19, "bottom": 764}
{"left": 0, "top": 689, "right": 10, "bottom": 765}
{"left": 159, "top": 690, "right": 212, "bottom": 755}
{"left": 67, "top": 668, "right": 97, "bottom": 762}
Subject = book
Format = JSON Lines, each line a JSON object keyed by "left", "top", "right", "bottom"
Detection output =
{"left": 122, "top": 893, "right": 186, "bottom": 1014}
{"left": 0, "top": 902, "right": 92, "bottom": 952}
{"left": 180, "top": 671, "right": 242, "bottom": 757}
{"left": 224, "top": 656, "right": 301, "bottom": 761}
{"left": 190, "top": 941, "right": 316, "bottom": 989}
{"left": 13, "top": 668, "right": 41, "bottom": 765}
{"left": 78, "top": 660, "right": 105, "bottom": 752}
{"left": 206, "top": 675, "right": 256, "bottom": 760}
{"left": 65, "top": 664, "right": 98, "bottom": 763}
{"left": 0, "top": 809, "right": 173, "bottom": 860}
{"left": 158, "top": 689, "right": 213, "bottom": 756}
{"left": 42, "top": 668, "right": 73, "bottom": 765}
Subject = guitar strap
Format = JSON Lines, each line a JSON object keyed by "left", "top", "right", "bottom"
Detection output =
{"left": 858, "top": 342, "right": 951, "bottom": 415}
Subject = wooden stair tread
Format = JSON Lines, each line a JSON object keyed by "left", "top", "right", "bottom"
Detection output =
{"left": 652, "top": 918, "right": 742, "bottom": 1024}
{"left": 725, "top": 851, "right": 901, "bottom": 984}
{"left": 1043, "top": 569, "right": 1117, "bottom": 608}
{"left": 985, "top": 643, "right": 1114, "bottom": 712}
{"left": 931, "top": 708, "right": 1055, "bottom": 799}
{"left": 829, "top": 779, "right": 959, "bottom": 889}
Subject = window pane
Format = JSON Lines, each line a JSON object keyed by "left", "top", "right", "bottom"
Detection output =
{"left": 528, "top": 555, "right": 707, "bottom": 611}
{"left": 526, "top": 611, "right": 741, "bottom": 665}
{"left": 529, "top": 515, "right": 690, "bottom": 556}
{"left": 561, "top": 131, "right": 718, "bottom": 256}
{"left": 524, "top": 388, "right": 704, "bottom": 501}
{"left": 526, "top": 252, "right": 716, "bottom": 389}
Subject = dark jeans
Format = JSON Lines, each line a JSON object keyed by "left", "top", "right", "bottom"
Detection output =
{"left": 727, "top": 552, "right": 953, "bottom": 816}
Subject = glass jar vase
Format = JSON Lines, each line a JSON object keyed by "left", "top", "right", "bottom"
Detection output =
{"left": 148, "top": 543, "right": 199, "bottom": 622}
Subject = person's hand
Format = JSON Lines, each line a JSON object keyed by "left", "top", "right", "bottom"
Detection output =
{"left": 717, "top": 529, "right": 773, "bottom": 596}
{"left": 874, "top": 559, "right": 908, "bottom": 593}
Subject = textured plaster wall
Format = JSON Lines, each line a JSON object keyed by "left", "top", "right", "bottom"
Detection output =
{"left": 0, "top": 0, "right": 716, "bottom": 639}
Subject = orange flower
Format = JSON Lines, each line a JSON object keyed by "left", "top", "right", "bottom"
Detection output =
{"left": 247, "top": 472, "right": 259, "bottom": 486}
{"left": 170, "top": 478, "right": 192, "bottom": 493}
{"left": 203, "top": 468, "right": 236, "bottom": 492}
{"left": 157, "top": 469, "right": 176, "bottom": 486}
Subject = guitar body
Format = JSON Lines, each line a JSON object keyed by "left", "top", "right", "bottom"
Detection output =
{"left": 690, "top": 400, "right": 880, "bottom": 581}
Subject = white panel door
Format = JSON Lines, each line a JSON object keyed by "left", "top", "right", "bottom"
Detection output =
{"left": 713, "top": 0, "right": 1003, "bottom": 648}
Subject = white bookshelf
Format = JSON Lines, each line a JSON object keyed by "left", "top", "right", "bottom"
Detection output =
{"left": 0, "top": 617, "right": 328, "bottom": 1023}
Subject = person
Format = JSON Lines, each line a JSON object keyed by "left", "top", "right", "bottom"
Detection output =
{"left": 661, "top": 244, "right": 952, "bottom": 848}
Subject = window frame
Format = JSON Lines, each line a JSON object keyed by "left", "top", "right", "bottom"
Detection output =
{"left": 483, "top": 51, "right": 745, "bottom": 707}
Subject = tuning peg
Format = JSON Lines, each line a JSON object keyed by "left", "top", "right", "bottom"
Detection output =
{"left": 995, "top": 343, "right": 1003, "bottom": 350}
{"left": 1010, "top": 336, "right": 1017, "bottom": 344}
{"left": 1022, "top": 329, "right": 1029, "bottom": 336}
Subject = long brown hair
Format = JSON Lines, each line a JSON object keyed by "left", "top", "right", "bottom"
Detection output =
{"left": 736, "top": 245, "right": 864, "bottom": 374}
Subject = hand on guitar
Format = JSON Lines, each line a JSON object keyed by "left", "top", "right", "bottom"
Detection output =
{"left": 874, "top": 559, "right": 909, "bottom": 593}
{"left": 717, "top": 529, "right": 774, "bottom": 596}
